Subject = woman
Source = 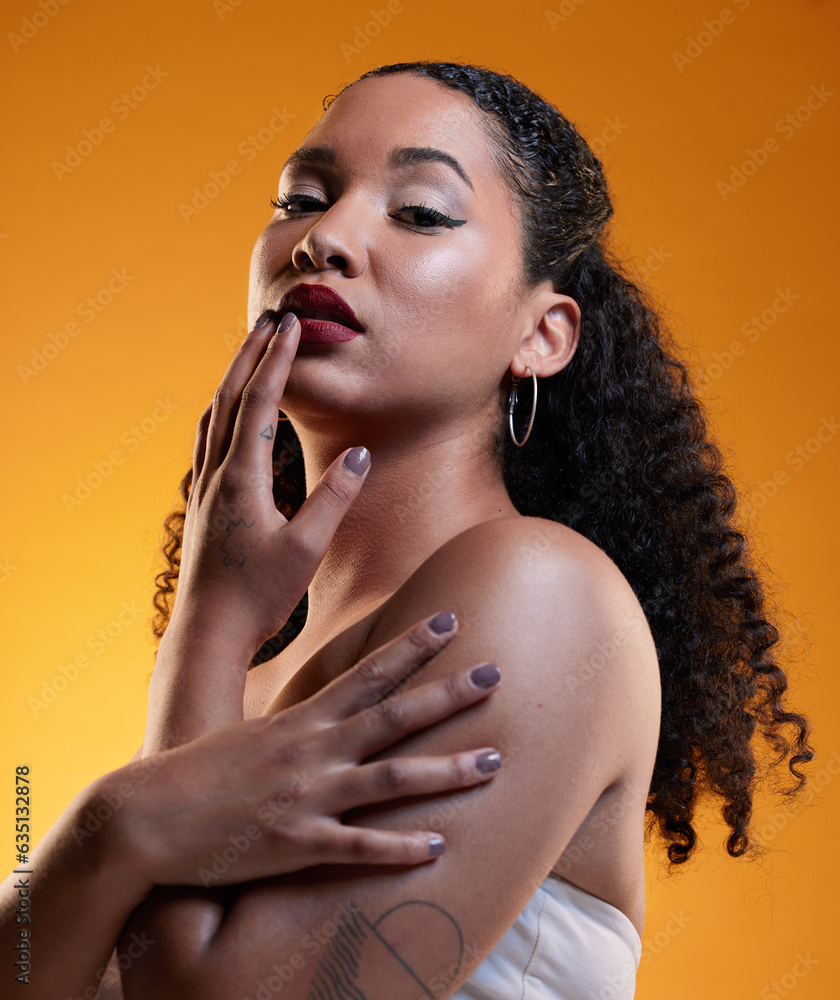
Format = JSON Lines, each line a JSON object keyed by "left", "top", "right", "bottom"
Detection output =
{"left": 2, "top": 60, "right": 814, "bottom": 999}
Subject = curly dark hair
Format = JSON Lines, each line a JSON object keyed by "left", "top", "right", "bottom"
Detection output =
{"left": 152, "top": 60, "right": 815, "bottom": 868}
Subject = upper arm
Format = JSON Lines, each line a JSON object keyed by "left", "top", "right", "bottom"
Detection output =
{"left": 120, "top": 517, "right": 659, "bottom": 1000}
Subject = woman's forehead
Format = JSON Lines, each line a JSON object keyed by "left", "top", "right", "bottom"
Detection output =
{"left": 290, "top": 75, "right": 501, "bottom": 188}
{"left": 322, "top": 77, "right": 485, "bottom": 146}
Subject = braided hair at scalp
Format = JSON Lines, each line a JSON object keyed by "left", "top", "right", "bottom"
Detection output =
{"left": 152, "top": 60, "right": 815, "bottom": 869}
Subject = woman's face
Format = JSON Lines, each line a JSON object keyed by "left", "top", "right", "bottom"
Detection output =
{"left": 248, "top": 72, "right": 543, "bottom": 435}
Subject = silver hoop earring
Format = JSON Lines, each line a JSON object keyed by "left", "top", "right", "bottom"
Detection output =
{"left": 507, "top": 367, "right": 537, "bottom": 447}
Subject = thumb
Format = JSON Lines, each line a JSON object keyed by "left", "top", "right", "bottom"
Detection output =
{"left": 287, "top": 446, "right": 371, "bottom": 563}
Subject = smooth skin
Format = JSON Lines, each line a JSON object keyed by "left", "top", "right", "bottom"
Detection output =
{"left": 111, "top": 72, "right": 660, "bottom": 999}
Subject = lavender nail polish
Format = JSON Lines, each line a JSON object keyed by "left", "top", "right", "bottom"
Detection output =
{"left": 475, "top": 750, "right": 502, "bottom": 774}
{"left": 428, "top": 611, "right": 456, "bottom": 635}
{"left": 278, "top": 311, "right": 297, "bottom": 333}
{"left": 428, "top": 837, "right": 446, "bottom": 856}
{"left": 470, "top": 663, "right": 500, "bottom": 688}
{"left": 343, "top": 446, "right": 370, "bottom": 477}
{"left": 253, "top": 310, "right": 276, "bottom": 332}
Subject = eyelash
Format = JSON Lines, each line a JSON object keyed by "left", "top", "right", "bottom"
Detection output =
{"left": 269, "top": 193, "right": 466, "bottom": 230}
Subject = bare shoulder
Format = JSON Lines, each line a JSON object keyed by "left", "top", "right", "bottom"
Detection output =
{"left": 350, "top": 513, "right": 662, "bottom": 854}
{"left": 399, "top": 513, "right": 646, "bottom": 605}
{"left": 366, "top": 513, "right": 660, "bottom": 714}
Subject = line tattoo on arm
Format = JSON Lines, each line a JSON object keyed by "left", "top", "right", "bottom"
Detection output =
{"left": 306, "top": 899, "right": 466, "bottom": 999}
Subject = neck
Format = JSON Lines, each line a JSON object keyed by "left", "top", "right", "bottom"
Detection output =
{"left": 290, "top": 418, "right": 519, "bottom": 641}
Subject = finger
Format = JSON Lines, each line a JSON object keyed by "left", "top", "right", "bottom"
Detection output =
{"left": 310, "top": 822, "right": 449, "bottom": 866}
{"left": 307, "top": 612, "right": 461, "bottom": 721}
{"left": 328, "top": 747, "right": 502, "bottom": 815}
{"left": 192, "top": 403, "right": 212, "bottom": 482}
{"left": 343, "top": 660, "right": 502, "bottom": 761}
{"left": 225, "top": 312, "right": 302, "bottom": 474}
{"left": 281, "top": 444, "right": 371, "bottom": 568}
{"left": 204, "top": 310, "right": 281, "bottom": 470}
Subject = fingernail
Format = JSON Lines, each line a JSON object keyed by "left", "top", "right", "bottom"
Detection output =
{"left": 428, "top": 611, "right": 456, "bottom": 635}
{"left": 470, "top": 663, "right": 500, "bottom": 688}
{"left": 278, "top": 311, "right": 297, "bottom": 334}
{"left": 343, "top": 446, "right": 370, "bottom": 476}
{"left": 428, "top": 837, "right": 445, "bottom": 856}
{"left": 253, "top": 310, "right": 276, "bottom": 332}
{"left": 475, "top": 750, "right": 501, "bottom": 774}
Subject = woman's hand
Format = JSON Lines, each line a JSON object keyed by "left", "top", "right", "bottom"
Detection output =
{"left": 173, "top": 309, "right": 365, "bottom": 655}
{"left": 115, "top": 612, "right": 502, "bottom": 888}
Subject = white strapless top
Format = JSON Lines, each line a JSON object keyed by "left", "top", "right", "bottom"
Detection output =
{"left": 452, "top": 874, "right": 642, "bottom": 999}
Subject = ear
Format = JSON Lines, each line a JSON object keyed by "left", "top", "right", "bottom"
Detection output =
{"left": 510, "top": 286, "right": 581, "bottom": 379}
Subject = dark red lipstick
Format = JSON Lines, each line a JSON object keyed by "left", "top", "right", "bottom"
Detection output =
{"left": 277, "top": 284, "right": 365, "bottom": 343}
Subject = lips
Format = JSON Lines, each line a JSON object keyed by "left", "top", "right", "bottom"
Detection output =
{"left": 277, "top": 284, "right": 365, "bottom": 333}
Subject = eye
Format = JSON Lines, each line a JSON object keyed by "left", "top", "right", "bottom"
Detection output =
{"left": 395, "top": 202, "right": 467, "bottom": 230}
{"left": 269, "top": 193, "right": 466, "bottom": 231}
{"left": 270, "top": 193, "right": 327, "bottom": 214}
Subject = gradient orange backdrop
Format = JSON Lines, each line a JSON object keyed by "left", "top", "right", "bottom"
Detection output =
{"left": 1, "top": 0, "right": 838, "bottom": 996}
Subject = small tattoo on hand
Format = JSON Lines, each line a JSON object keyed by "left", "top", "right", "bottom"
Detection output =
{"left": 219, "top": 517, "right": 256, "bottom": 567}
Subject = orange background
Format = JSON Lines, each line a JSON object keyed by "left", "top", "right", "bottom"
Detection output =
{"left": 1, "top": 0, "right": 838, "bottom": 996}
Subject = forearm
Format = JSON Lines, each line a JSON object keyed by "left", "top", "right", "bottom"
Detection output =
{"left": 0, "top": 775, "right": 155, "bottom": 999}
{"left": 144, "top": 618, "right": 254, "bottom": 754}
{"left": 134, "top": 620, "right": 280, "bottom": 989}
{"left": 135, "top": 617, "right": 278, "bottom": 992}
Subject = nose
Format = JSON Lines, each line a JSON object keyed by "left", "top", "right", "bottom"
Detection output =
{"left": 291, "top": 201, "right": 366, "bottom": 277}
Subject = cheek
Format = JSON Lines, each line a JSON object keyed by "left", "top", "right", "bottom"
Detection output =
{"left": 380, "top": 229, "right": 509, "bottom": 341}
{"left": 247, "top": 231, "right": 270, "bottom": 307}
{"left": 247, "top": 224, "right": 289, "bottom": 314}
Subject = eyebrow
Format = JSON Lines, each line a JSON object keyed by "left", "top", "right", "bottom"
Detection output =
{"left": 281, "top": 145, "right": 474, "bottom": 191}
